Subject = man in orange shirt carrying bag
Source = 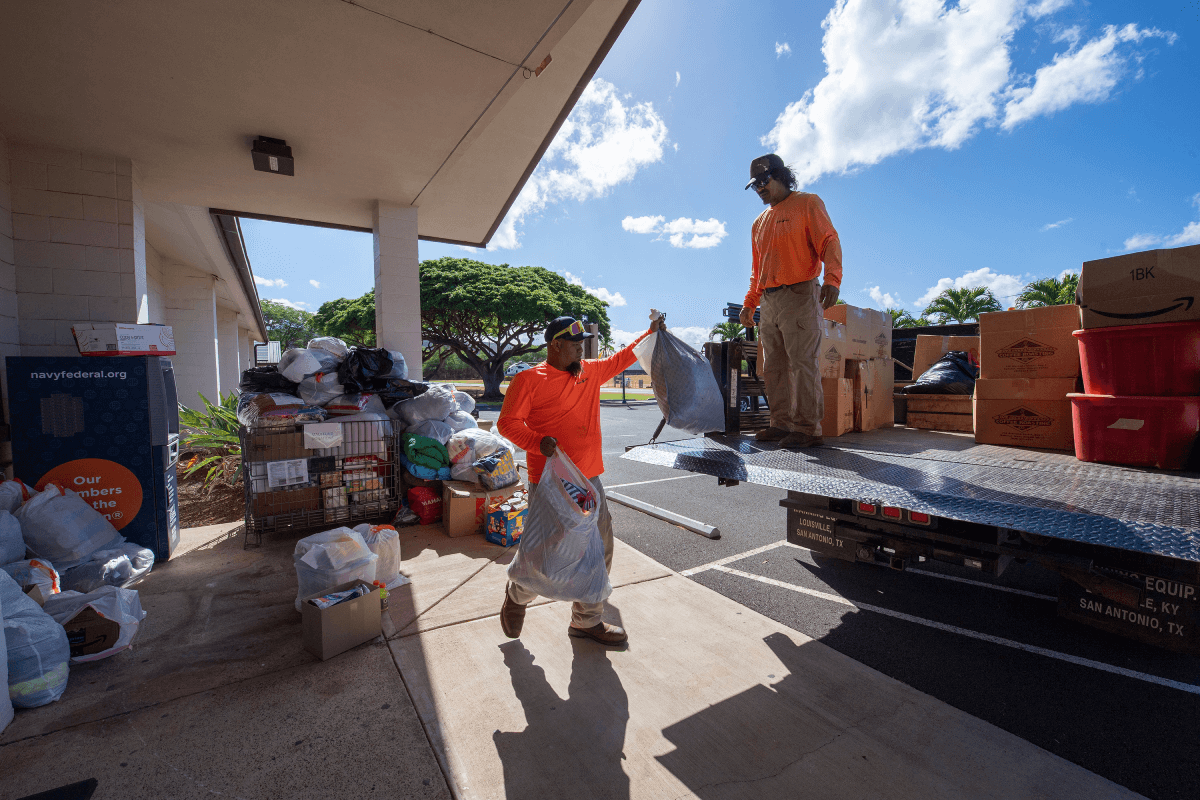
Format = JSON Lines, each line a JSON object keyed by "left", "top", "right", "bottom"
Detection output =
{"left": 740, "top": 153, "right": 843, "bottom": 448}
{"left": 497, "top": 314, "right": 662, "bottom": 646}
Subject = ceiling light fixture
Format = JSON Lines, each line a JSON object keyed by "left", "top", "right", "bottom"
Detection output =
{"left": 251, "top": 136, "right": 294, "bottom": 176}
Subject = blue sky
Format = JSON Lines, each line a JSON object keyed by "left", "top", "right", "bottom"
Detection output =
{"left": 244, "top": 0, "right": 1200, "bottom": 350}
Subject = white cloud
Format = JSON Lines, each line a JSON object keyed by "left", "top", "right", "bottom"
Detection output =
{"left": 268, "top": 298, "right": 309, "bottom": 310}
{"left": 775, "top": 42, "right": 792, "bottom": 58}
{"left": 609, "top": 325, "right": 711, "bottom": 353}
{"left": 309, "top": 279, "right": 321, "bottom": 288}
{"left": 868, "top": 286, "right": 900, "bottom": 308}
{"left": 609, "top": 328, "right": 642, "bottom": 349}
{"left": 562, "top": 271, "right": 627, "bottom": 307}
{"left": 763, "top": 1, "right": 1174, "bottom": 188}
{"left": 254, "top": 275, "right": 287, "bottom": 288}
{"left": 1123, "top": 193, "right": 1200, "bottom": 251}
{"left": 1041, "top": 217, "right": 1073, "bottom": 231}
{"left": 915, "top": 267, "right": 1028, "bottom": 308}
{"left": 675, "top": 71, "right": 681, "bottom": 87}
{"left": 489, "top": 79, "right": 668, "bottom": 249}
{"left": 621, "top": 215, "right": 728, "bottom": 248}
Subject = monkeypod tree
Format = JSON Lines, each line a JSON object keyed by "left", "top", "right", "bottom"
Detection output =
{"left": 420, "top": 257, "right": 611, "bottom": 399}
{"left": 314, "top": 290, "right": 377, "bottom": 346}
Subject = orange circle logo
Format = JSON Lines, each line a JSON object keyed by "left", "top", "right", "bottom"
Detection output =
{"left": 36, "top": 459, "right": 144, "bottom": 531}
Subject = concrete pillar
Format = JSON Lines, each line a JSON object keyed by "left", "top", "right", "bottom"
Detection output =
{"left": 164, "top": 265, "right": 219, "bottom": 408}
{"left": 238, "top": 327, "right": 252, "bottom": 382}
{"left": 373, "top": 202, "right": 421, "bottom": 380}
{"left": 8, "top": 143, "right": 145, "bottom": 356}
{"left": 216, "top": 308, "right": 240, "bottom": 396}
{"left": 0, "top": 134, "right": 17, "bottom": 475}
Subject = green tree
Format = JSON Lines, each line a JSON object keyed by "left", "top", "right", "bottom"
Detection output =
{"left": 922, "top": 287, "right": 1002, "bottom": 323}
{"left": 887, "top": 308, "right": 932, "bottom": 328}
{"left": 1016, "top": 274, "right": 1079, "bottom": 308}
{"left": 314, "top": 290, "right": 376, "bottom": 345}
{"left": 710, "top": 321, "right": 745, "bottom": 341}
{"left": 260, "top": 299, "right": 317, "bottom": 350}
{"left": 420, "top": 257, "right": 611, "bottom": 399}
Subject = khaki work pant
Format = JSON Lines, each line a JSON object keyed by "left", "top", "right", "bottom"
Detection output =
{"left": 759, "top": 279, "right": 824, "bottom": 435}
{"left": 507, "top": 475, "right": 614, "bottom": 629}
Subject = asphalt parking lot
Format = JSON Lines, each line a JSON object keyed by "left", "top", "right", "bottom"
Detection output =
{"left": 488, "top": 401, "right": 1199, "bottom": 800}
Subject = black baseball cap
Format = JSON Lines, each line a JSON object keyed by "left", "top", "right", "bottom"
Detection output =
{"left": 745, "top": 154, "right": 786, "bottom": 189}
{"left": 545, "top": 316, "right": 595, "bottom": 343}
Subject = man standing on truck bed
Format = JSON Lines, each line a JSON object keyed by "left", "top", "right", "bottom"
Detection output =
{"left": 740, "top": 153, "right": 842, "bottom": 448}
{"left": 497, "top": 313, "right": 663, "bottom": 647}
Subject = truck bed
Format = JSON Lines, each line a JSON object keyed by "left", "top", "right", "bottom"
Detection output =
{"left": 622, "top": 428, "right": 1200, "bottom": 570}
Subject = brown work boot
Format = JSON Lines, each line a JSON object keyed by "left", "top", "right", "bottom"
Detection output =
{"left": 500, "top": 589, "right": 526, "bottom": 638}
{"left": 755, "top": 426, "right": 789, "bottom": 442}
{"left": 781, "top": 432, "right": 824, "bottom": 449}
{"left": 568, "top": 622, "right": 628, "bottom": 646}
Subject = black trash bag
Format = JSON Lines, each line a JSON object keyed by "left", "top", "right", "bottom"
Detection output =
{"left": 240, "top": 366, "right": 299, "bottom": 395}
{"left": 904, "top": 351, "right": 977, "bottom": 395}
{"left": 376, "top": 380, "right": 430, "bottom": 408}
{"left": 338, "top": 347, "right": 396, "bottom": 393}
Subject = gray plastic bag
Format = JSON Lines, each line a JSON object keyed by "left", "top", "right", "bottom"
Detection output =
{"left": 1, "top": 571, "right": 70, "bottom": 708}
{"left": 633, "top": 329, "right": 725, "bottom": 435}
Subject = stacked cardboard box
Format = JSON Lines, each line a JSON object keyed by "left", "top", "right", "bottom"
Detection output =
{"left": 974, "top": 304, "right": 1082, "bottom": 451}
{"left": 822, "top": 305, "right": 894, "bottom": 435}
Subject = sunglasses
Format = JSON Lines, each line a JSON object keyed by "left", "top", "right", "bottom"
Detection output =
{"left": 747, "top": 171, "right": 774, "bottom": 190}
{"left": 552, "top": 320, "right": 586, "bottom": 340}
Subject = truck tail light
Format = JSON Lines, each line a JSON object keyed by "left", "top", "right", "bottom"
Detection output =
{"left": 856, "top": 501, "right": 877, "bottom": 516}
{"left": 882, "top": 506, "right": 902, "bottom": 520}
{"left": 909, "top": 511, "right": 931, "bottom": 525}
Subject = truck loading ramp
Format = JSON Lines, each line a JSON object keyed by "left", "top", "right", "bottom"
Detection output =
{"left": 622, "top": 428, "right": 1200, "bottom": 569}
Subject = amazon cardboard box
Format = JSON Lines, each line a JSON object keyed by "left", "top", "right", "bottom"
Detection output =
{"left": 1078, "top": 244, "right": 1200, "bottom": 329}
{"left": 912, "top": 335, "right": 980, "bottom": 380}
{"left": 824, "top": 305, "right": 891, "bottom": 360}
{"left": 820, "top": 320, "right": 848, "bottom": 379}
{"left": 301, "top": 580, "right": 382, "bottom": 661}
{"left": 978, "top": 305, "right": 1081, "bottom": 379}
{"left": 62, "top": 606, "right": 122, "bottom": 659}
{"left": 821, "top": 377, "right": 854, "bottom": 437}
{"left": 973, "top": 378, "right": 1077, "bottom": 451}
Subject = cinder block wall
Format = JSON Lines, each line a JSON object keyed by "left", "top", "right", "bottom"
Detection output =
{"left": 164, "top": 265, "right": 220, "bottom": 407}
{"left": 0, "top": 135, "right": 17, "bottom": 474}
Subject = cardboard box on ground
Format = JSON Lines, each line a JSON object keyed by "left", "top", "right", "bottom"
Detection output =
{"left": 441, "top": 480, "right": 526, "bottom": 538}
{"left": 1078, "top": 244, "right": 1200, "bottom": 329}
{"left": 301, "top": 579, "right": 382, "bottom": 661}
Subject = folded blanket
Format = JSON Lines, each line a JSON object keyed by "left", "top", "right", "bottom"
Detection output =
{"left": 403, "top": 433, "right": 450, "bottom": 471}
{"left": 398, "top": 452, "right": 452, "bottom": 481}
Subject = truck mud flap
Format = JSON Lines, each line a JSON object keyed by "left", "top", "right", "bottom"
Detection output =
{"left": 785, "top": 506, "right": 861, "bottom": 561}
{"left": 1058, "top": 572, "right": 1200, "bottom": 655}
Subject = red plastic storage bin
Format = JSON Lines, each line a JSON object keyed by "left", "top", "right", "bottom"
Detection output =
{"left": 1073, "top": 321, "right": 1200, "bottom": 396}
{"left": 1069, "top": 393, "right": 1200, "bottom": 470}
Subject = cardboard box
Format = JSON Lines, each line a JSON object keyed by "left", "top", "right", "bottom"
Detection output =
{"left": 820, "top": 320, "right": 848, "bottom": 379}
{"left": 301, "top": 580, "right": 382, "bottom": 661}
{"left": 1079, "top": 244, "right": 1200, "bottom": 329}
{"left": 252, "top": 487, "right": 320, "bottom": 516}
{"left": 973, "top": 378, "right": 1078, "bottom": 451}
{"left": 821, "top": 377, "right": 854, "bottom": 437}
{"left": 477, "top": 419, "right": 494, "bottom": 432}
{"left": 848, "top": 358, "right": 894, "bottom": 431}
{"left": 62, "top": 606, "right": 122, "bottom": 658}
{"left": 912, "top": 335, "right": 980, "bottom": 380}
{"left": 905, "top": 395, "right": 974, "bottom": 433}
{"left": 442, "top": 480, "right": 524, "bottom": 537}
{"left": 72, "top": 322, "right": 176, "bottom": 356}
{"left": 978, "top": 305, "right": 1081, "bottom": 379}
{"left": 245, "top": 430, "right": 308, "bottom": 462}
{"left": 824, "top": 305, "right": 892, "bottom": 360}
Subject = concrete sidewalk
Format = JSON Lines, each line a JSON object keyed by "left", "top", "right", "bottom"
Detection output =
{"left": 1, "top": 519, "right": 1141, "bottom": 799}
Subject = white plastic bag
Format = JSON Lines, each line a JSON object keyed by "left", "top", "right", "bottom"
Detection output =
{"left": 2, "top": 559, "right": 60, "bottom": 598}
{"left": 636, "top": 328, "right": 725, "bottom": 435}
{"left": 1, "top": 570, "right": 69, "bottom": 708}
{"left": 298, "top": 372, "right": 345, "bottom": 407}
{"left": 452, "top": 391, "right": 476, "bottom": 415}
{"left": 408, "top": 419, "right": 454, "bottom": 444}
{"left": 279, "top": 347, "right": 341, "bottom": 383}
{"left": 60, "top": 543, "right": 154, "bottom": 594}
{"left": 0, "top": 480, "right": 37, "bottom": 515}
{"left": 397, "top": 384, "right": 457, "bottom": 427}
{"left": 42, "top": 585, "right": 147, "bottom": 663}
{"left": 447, "top": 428, "right": 506, "bottom": 465}
{"left": 445, "top": 410, "right": 478, "bottom": 433}
{"left": 353, "top": 524, "right": 409, "bottom": 590}
{"left": 293, "top": 528, "right": 379, "bottom": 611}
{"left": 506, "top": 451, "right": 611, "bottom": 604}
{"left": 325, "top": 393, "right": 386, "bottom": 416}
{"left": 0, "top": 512, "right": 24, "bottom": 565}
{"left": 0, "top": 589, "right": 11, "bottom": 732}
{"left": 382, "top": 350, "right": 409, "bottom": 381}
{"left": 307, "top": 336, "right": 350, "bottom": 359}
{"left": 15, "top": 484, "right": 124, "bottom": 571}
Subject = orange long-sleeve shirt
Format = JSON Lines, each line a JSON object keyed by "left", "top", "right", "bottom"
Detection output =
{"left": 744, "top": 191, "right": 841, "bottom": 310}
{"left": 498, "top": 331, "right": 651, "bottom": 483}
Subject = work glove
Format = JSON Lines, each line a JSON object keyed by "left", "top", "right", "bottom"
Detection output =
{"left": 819, "top": 284, "right": 840, "bottom": 310}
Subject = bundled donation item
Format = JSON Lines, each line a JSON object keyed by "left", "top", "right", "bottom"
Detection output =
{"left": 506, "top": 451, "right": 612, "bottom": 604}
{"left": 42, "top": 586, "right": 146, "bottom": 662}
{"left": 16, "top": 484, "right": 124, "bottom": 571}
{"left": 1, "top": 570, "right": 70, "bottom": 708}
{"left": 0, "top": 589, "right": 11, "bottom": 732}
{"left": 634, "top": 312, "right": 725, "bottom": 435}
{"left": 353, "top": 523, "right": 408, "bottom": 589}
{"left": 0, "top": 512, "right": 23, "bottom": 565}
{"left": 903, "top": 351, "right": 978, "bottom": 395}
{"left": 293, "top": 528, "right": 379, "bottom": 611}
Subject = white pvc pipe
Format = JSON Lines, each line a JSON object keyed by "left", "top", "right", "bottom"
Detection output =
{"left": 606, "top": 491, "right": 721, "bottom": 539}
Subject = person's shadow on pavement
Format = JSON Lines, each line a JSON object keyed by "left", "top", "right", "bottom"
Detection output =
{"left": 494, "top": 637, "right": 630, "bottom": 800}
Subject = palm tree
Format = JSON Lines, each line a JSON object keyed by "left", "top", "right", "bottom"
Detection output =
{"left": 1016, "top": 274, "right": 1078, "bottom": 308}
{"left": 887, "top": 308, "right": 930, "bottom": 328}
{"left": 710, "top": 321, "right": 746, "bottom": 341}
{"left": 598, "top": 332, "right": 615, "bottom": 357}
{"left": 922, "top": 287, "right": 1002, "bottom": 323}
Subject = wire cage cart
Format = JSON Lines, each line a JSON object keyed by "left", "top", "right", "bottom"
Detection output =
{"left": 240, "top": 418, "right": 401, "bottom": 547}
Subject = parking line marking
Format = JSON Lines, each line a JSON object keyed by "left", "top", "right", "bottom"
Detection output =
{"left": 712, "top": 565, "right": 1200, "bottom": 696}
{"left": 681, "top": 541, "right": 788, "bottom": 576}
{"left": 607, "top": 474, "right": 706, "bottom": 490}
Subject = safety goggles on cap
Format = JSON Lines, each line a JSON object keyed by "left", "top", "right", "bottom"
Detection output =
{"left": 545, "top": 316, "right": 595, "bottom": 342}
{"left": 553, "top": 320, "right": 586, "bottom": 340}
